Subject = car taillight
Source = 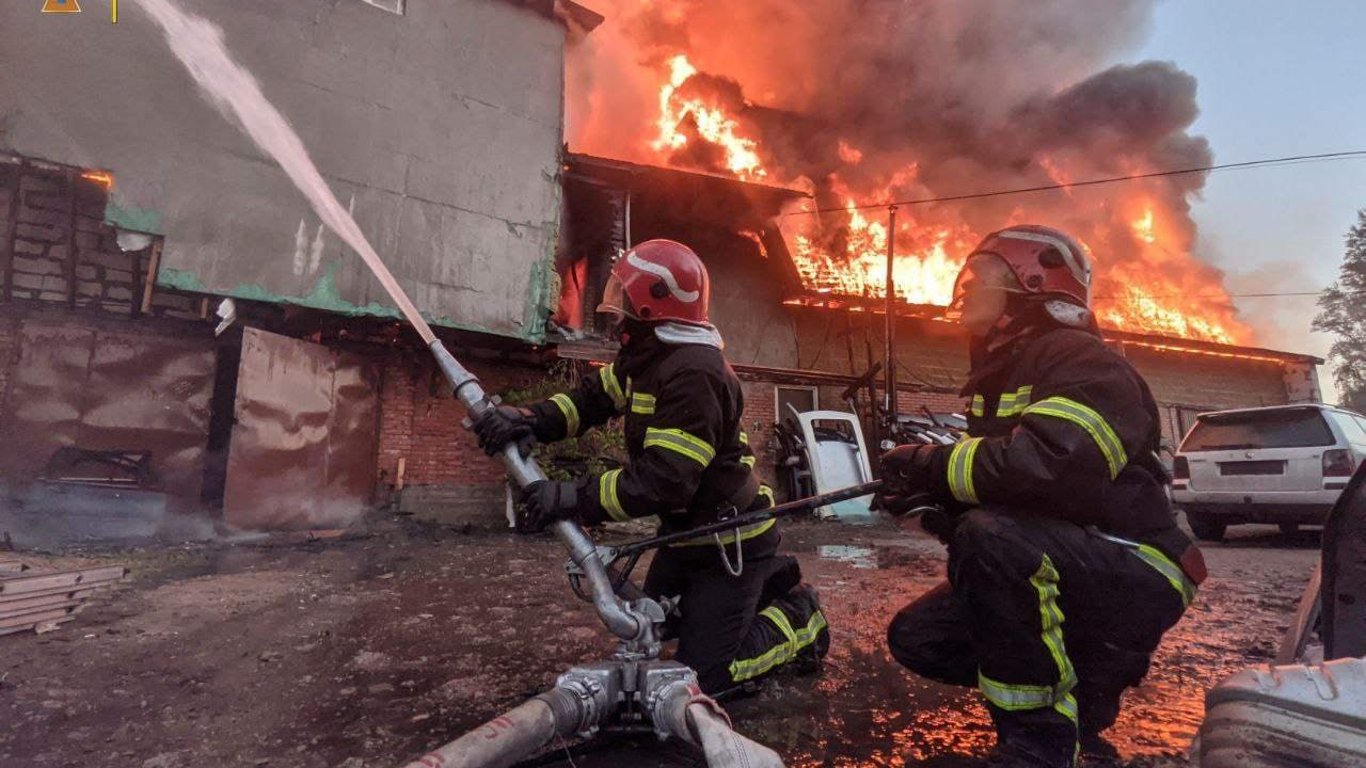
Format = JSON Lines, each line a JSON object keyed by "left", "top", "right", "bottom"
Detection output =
{"left": 1323, "top": 449, "right": 1356, "bottom": 478}
{"left": 1173, "top": 456, "right": 1190, "bottom": 480}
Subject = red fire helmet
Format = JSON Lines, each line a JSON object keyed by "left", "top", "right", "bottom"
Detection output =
{"left": 964, "top": 225, "right": 1094, "bottom": 308}
{"left": 597, "top": 239, "right": 711, "bottom": 326}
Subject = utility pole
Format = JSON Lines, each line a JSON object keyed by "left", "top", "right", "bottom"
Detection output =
{"left": 883, "top": 205, "right": 898, "bottom": 436}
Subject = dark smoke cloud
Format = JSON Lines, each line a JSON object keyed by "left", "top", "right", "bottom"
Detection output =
{"left": 567, "top": 0, "right": 1247, "bottom": 339}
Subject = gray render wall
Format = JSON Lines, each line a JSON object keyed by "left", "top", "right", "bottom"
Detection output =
{"left": 0, "top": 0, "right": 566, "bottom": 341}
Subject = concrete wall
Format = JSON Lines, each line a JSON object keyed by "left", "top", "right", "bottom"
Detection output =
{"left": 0, "top": 0, "right": 566, "bottom": 341}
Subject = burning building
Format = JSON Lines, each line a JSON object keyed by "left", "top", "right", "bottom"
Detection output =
{"left": 549, "top": 0, "right": 1323, "bottom": 492}
{"left": 0, "top": 0, "right": 1324, "bottom": 536}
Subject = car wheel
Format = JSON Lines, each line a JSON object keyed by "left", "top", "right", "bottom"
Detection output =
{"left": 1278, "top": 523, "right": 1299, "bottom": 535}
{"left": 1186, "top": 511, "right": 1227, "bottom": 542}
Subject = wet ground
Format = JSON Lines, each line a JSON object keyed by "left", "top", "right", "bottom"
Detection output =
{"left": 0, "top": 517, "right": 1318, "bottom": 768}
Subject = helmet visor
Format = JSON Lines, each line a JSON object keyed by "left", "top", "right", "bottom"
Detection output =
{"left": 595, "top": 273, "right": 634, "bottom": 319}
{"left": 945, "top": 253, "right": 1023, "bottom": 321}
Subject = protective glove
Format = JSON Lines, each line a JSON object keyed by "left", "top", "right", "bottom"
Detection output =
{"left": 879, "top": 443, "right": 943, "bottom": 498}
{"left": 473, "top": 405, "right": 537, "bottom": 457}
{"left": 517, "top": 480, "right": 580, "bottom": 533}
{"left": 917, "top": 504, "right": 962, "bottom": 544}
{"left": 873, "top": 489, "right": 941, "bottom": 518}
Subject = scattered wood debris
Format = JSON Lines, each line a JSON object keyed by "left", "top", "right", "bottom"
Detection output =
{"left": 0, "top": 564, "right": 128, "bottom": 637}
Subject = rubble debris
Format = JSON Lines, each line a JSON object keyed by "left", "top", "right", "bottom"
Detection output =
{"left": 0, "top": 564, "right": 128, "bottom": 637}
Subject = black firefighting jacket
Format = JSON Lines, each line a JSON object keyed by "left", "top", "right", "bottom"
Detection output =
{"left": 528, "top": 330, "right": 777, "bottom": 550}
{"left": 924, "top": 321, "right": 1204, "bottom": 588}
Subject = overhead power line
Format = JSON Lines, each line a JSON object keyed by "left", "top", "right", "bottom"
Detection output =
{"left": 781, "top": 150, "right": 1366, "bottom": 217}
{"left": 1093, "top": 291, "right": 1328, "bottom": 300}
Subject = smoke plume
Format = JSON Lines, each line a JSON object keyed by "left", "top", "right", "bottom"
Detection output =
{"left": 566, "top": 0, "right": 1250, "bottom": 343}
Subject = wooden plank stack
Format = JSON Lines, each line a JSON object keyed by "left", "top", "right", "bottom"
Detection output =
{"left": 0, "top": 564, "right": 128, "bottom": 636}
{"left": 0, "top": 555, "right": 28, "bottom": 575}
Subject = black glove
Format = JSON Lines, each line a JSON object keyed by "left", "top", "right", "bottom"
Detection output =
{"left": 917, "top": 504, "right": 962, "bottom": 544}
{"left": 873, "top": 489, "right": 941, "bottom": 518}
{"left": 473, "top": 405, "right": 536, "bottom": 457}
{"left": 879, "top": 443, "right": 942, "bottom": 498}
{"left": 517, "top": 480, "right": 580, "bottom": 533}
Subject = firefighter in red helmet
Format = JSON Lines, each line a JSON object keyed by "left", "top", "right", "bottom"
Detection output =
{"left": 879, "top": 225, "right": 1207, "bottom": 767}
{"left": 475, "top": 239, "right": 829, "bottom": 695}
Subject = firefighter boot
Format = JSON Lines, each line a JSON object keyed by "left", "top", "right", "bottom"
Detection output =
{"left": 987, "top": 707, "right": 1079, "bottom": 768}
{"left": 766, "top": 582, "right": 830, "bottom": 675}
{"left": 1075, "top": 642, "right": 1151, "bottom": 763}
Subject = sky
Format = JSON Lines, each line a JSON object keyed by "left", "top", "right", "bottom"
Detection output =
{"left": 1135, "top": 0, "right": 1366, "bottom": 401}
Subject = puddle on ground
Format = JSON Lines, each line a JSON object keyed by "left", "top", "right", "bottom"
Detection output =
{"left": 819, "top": 544, "right": 879, "bottom": 569}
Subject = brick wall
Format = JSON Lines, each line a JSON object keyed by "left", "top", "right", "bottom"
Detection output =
{"left": 1, "top": 156, "right": 201, "bottom": 321}
{"left": 0, "top": 314, "right": 18, "bottom": 413}
{"left": 370, "top": 335, "right": 1303, "bottom": 515}
{"left": 375, "top": 352, "right": 555, "bottom": 492}
{"left": 738, "top": 378, "right": 780, "bottom": 488}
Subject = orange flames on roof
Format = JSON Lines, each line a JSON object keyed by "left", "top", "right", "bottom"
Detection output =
{"left": 640, "top": 56, "right": 1249, "bottom": 346}
{"left": 653, "top": 55, "right": 766, "bottom": 182}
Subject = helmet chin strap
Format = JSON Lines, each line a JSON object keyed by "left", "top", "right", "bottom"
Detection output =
{"left": 1043, "top": 299, "right": 1094, "bottom": 329}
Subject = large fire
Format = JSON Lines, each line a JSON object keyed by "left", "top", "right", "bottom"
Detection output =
{"left": 571, "top": 3, "right": 1252, "bottom": 345}
{"left": 653, "top": 56, "right": 767, "bottom": 182}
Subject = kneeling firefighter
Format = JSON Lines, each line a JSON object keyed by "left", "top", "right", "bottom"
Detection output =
{"left": 474, "top": 239, "right": 829, "bottom": 695}
{"left": 879, "top": 225, "right": 1207, "bottom": 767}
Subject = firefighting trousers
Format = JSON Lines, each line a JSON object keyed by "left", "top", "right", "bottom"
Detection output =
{"left": 644, "top": 547, "right": 830, "bottom": 694}
{"left": 887, "top": 509, "right": 1192, "bottom": 755}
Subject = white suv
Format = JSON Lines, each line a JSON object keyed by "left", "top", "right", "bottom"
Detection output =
{"left": 1172, "top": 404, "right": 1366, "bottom": 542}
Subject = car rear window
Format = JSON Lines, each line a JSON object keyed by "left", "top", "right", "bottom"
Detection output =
{"left": 1329, "top": 412, "right": 1366, "bottom": 443}
{"left": 1181, "top": 409, "right": 1335, "bottom": 451}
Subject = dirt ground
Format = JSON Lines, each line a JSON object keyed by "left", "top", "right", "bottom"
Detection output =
{"left": 0, "top": 516, "right": 1318, "bottom": 768}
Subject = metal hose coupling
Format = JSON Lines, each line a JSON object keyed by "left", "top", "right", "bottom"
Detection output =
{"left": 641, "top": 663, "right": 710, "bottom": 742}
{"left": 540, "top": 664, "right": 621, "bottom": 740}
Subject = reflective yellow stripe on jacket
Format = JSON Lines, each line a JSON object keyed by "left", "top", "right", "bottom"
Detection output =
{"left": 599, "top": 364, "right": 627, "bottom": 413}
{"left": 1023, "top": 397, "right": 1128, "bottom": 478}
{"left": 550, "top": 393, "right": 580, "bottom": 437}
{"left": 996, "top": 385, "right": 1034, "bottom": 418}
{"left": 675, "top": 485, "right": 776, "bottom": 547}
{"left": 598, "top": 469, "right": 629, "bottom": 522}
{"left": 644, "top": 427, "right": 716, "bottom": 467}
{"left": 630, "top": 392, "right": 656, "bottom": 415}
{"left": 946, "top": 437, "right": 984, "bottom": 505}
{"left": 970, "top": 394, "right": 986, "bottom": 417}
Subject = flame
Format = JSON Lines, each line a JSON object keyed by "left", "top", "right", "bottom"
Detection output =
{"left": 80, "top": 169, "right": 114, "bottom": 189}
{"left": 837, "top": 140, "right": 864, "bottom": 165}
{"left": 635, "top": 56, "right": 1251, "bottom": 346}
{"left": 738, "top": 229, "right": 768, "bottom": 258}
{"left": 1131, "top": 208, "right": 1156, "bottom": 244}
{"left": 652, "top": 55, "right": 767, "bottom": 181}
{"left": 1098, "top": 284, "right": 1238, "bottom": 344}
{"left": 789, "top": 202, "right": 967, "bottom": 307}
